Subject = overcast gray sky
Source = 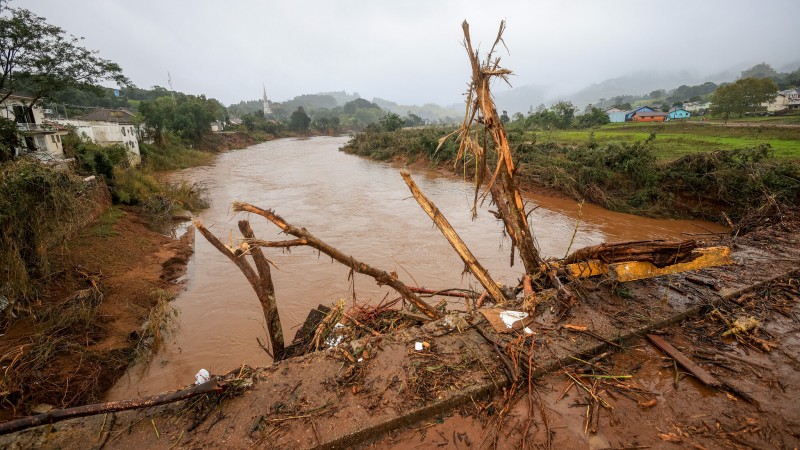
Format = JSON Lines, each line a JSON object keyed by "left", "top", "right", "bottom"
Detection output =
{"left": 24, "top": 0, "right": 800, "bottom": 106}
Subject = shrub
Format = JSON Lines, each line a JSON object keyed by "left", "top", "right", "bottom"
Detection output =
{"left": 0, "top": 159, "right": 96, "bottom": 315}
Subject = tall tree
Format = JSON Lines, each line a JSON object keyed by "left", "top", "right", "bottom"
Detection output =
{"left": 288, "top": 106, "right": 311, "bottom": 132}
{"left": 0, "top": 1, "right": 129, "bottom": 105}
{"left": 551, "top": 101, "right": 577, "bottom": 129}
{"left": 711, "top": 82, "right": 744, "bottom": 124}
{"left": 711, "top": 77, "right": 778, "bottom": 123}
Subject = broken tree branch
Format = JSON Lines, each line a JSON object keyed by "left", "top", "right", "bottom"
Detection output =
{"left": 401, "top": 170, "right": 509, "bottom": 304}
{"left": 231, "top": 202, "right": 443, "bottom": 320}
{"left": 194, "top": 219, "right": 286, "bottom": 359}
{"left": 405, "top": 286, "right": 479, "bottom": 299}
{"left": 0, "top": 379, "right": 222, "bottom": 436}
{"left": 238, "top": 220, "right": 285, "bottom": 359}
{"left": 458, "top": 20, "right": 543, "bottom": 275}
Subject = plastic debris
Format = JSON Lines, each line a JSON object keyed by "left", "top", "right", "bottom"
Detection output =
{"left": 499, "top": 310, "right": 529, "bottom": 328}
{"left": 195, "top": 368, "right": 210, "bottom": 385}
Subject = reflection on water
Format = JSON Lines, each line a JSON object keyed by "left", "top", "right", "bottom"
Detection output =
{"left": 108, "top": 136, "right": 727, "bottom": 398}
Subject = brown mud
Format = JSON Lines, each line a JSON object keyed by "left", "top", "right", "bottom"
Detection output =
{"left": 0, "top": 206, "right": 194, "bottom": 418}
{"left": 1, "top": 207, "right": 796, "bottom": 449}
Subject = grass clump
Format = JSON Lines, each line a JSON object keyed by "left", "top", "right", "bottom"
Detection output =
{"left": 139, "top": 133, "right": 215, "bottom": 171}
{"left": 134, "top": 289, "right": 179, "bottom": 359}
{"left": 0, "top": 159, "right": 98, "bottom": 317}
{"left": 89, "top": 206, "right": 126, "bottom": 238}
{"left": 112, "top": 167, "right": 209, "bottom": 225}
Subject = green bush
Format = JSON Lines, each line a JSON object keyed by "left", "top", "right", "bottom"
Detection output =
{"left": 343, "top": 128, "right": 800, "bottom": 220}
{"left": 0, "top": 159, "right": 95, "bottom": 314}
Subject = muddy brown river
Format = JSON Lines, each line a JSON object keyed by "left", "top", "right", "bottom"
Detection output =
{"left": 108, "top": 136, "right": 728, "bottom": 399}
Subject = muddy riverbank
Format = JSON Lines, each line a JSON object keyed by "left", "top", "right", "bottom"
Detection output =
{"left": 1, "top": 206, "right": 796, "bottom": 449}
{"left": 107, "top": 136, "right": 727, "bottom": 400}
{"left": 0, "top": 205, "right": 195, "bottom": 419}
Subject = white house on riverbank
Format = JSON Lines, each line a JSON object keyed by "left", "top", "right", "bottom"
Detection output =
{"left": 1, "top": 93, "right": 70, "bottom": 160}
{"left": 56, "top": 108, "right": 141, "bottom": 165}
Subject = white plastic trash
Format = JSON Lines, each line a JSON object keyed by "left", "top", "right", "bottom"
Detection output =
{"left": 414, "top": 342, "right": 424, "bottom": 351}
{"left": 195, "top": 368, "right": 210, "bottom": 384}
{"left": 499, "top": 310, "right": 529, "bottom": 328}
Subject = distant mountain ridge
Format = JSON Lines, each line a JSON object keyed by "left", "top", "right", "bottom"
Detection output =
{"left": 495, "top": 61, "right": 799, "bottom": 113}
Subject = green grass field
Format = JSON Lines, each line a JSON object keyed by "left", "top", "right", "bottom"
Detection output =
{"left": 522, "top": 121, "right": 800, "bottom": 160}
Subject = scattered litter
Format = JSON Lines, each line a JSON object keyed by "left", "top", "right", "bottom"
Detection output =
{"left": 195, "top": 368, "right": 210, "bottom": 385}
{"left": 414, "top": 341, "right": 430, "bottom": 351}
{"left": 499, "top": 311, "right": 528, "bottom": 328}
{"left": 324, "top": 323, "right": 348, "bottom": 348}
{"left": 480, "top": 309, "right": 535, "bottom": 334}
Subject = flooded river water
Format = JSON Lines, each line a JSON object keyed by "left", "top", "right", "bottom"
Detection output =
{"left": 108, "top": 136, "right": 728, "bottom": 398}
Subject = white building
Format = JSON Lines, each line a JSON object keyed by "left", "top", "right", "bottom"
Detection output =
{"left": 683, "top": 101, "right": 711, "bottom": 113}
{"left": 761, "top": 89, "right": 800, "bottom": 112}
{"left": 0, "top": 93, "right": 69, "bottom": 159}
{"left": 56, "top": 108, "right": 141, "bottom": 165}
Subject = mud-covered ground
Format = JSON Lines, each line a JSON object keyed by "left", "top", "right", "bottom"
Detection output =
{"left": 0, "top": 207, "right": 193, "bottom": 418}
{"left": 0, "top": 207, "right": 796, "bottom": 449}
{"left": 367, "top": 279, "right": 800, "bottom": 449}
{"left": 366, "top": 211, "right": 800, "bottom": 450}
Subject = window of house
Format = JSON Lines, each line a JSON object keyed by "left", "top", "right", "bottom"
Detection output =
{"left": 121, "top": 127, "right": 126, "bottom": 136}
{"left": 56, "top": 135, "right": 61, "bottom": 142}
{"left": 50, "top": 135, "right": 56, "bottom": 143}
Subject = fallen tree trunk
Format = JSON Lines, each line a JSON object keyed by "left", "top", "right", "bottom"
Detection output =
{"left": 401, "top": 170, "right": 509, "bottom": 303}
{"left": 0, "top": 379, "right": 222, "bottom": 436}
{"left": 564, "top": 239, "right": 699, "bottom": 268}
{"left": 233, "top": 202, "right": 443, "bottom": 320}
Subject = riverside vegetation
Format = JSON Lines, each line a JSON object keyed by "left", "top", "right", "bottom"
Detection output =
{"left": 341, "top": 124, "right": 800, "bottom": 221}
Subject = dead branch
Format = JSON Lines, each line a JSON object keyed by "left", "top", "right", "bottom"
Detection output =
{"left": 231, "top": 202, "right": 443, "bottom": 320}
{"left": 456, "top": 21, "right": 543, "bottom": 275}
{"left": 238, "top": 220, "right": 285, "bottom": 359}
{"left": 0, "top": 379, "right": 222, "bottom": 436}
{"left": 405, "top": 286, "right": 478, "bottom": 299}
{"left": 401, "top": 170, "right": 509, "bottom": 303}
{"left": 194, "top": 219, "right": 286, "bottom": 359}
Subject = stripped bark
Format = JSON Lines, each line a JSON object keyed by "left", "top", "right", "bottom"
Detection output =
{"left": 0, "top": 379, "right": 222, "bottom": 435}
{"left": 457, "top": 20, "right": 543, "bottom": 275}
{"left": 194, "top": 219, "right": 286, "bottom": 359}
{"left": 401, "top": 170, "right": 509, "bottom": 303}
{"left": 232, "top": 202, "right": 443, "bottom": 320}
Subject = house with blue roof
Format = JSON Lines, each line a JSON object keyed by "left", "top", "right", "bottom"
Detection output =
{"left": 625, "top": 106, "right": 654, "bottom": 121}
{"left": 668, "top": 108, "right": 691, "bottom": 121}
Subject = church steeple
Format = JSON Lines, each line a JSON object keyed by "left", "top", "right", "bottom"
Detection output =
{"left": 262, "top": 84, "right": 272, "bottom": 115}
